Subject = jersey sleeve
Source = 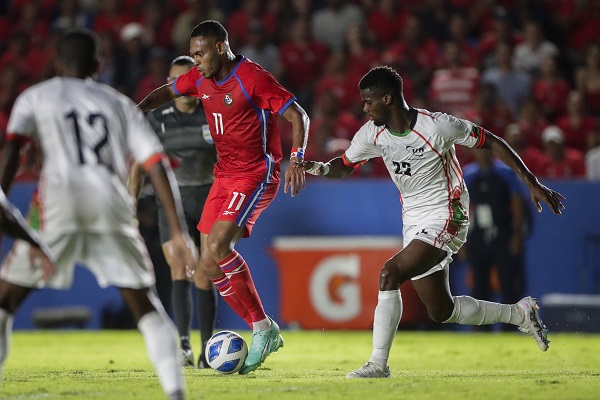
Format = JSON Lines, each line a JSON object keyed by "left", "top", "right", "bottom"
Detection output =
{"left": 250, "top": 69, "right": 295, "bottom": 115}
{"left": 6, "top": 90, "right": 37, "bottom": 139}
{"left": 343, "top": 122, "right": 381, "bottom": 167}
{"left": 122, "top": 98, "right": 164, "bottom": 164}
{"left": 173, "top": 67, "right": 202, "bottom": 97}
{"left": 435, "top": 112, "right": 487, "bottom": 149}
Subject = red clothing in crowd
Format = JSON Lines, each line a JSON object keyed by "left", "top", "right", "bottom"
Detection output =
{"left": 555, "top": 115, "right": 598, "bottom": 152}
{"left": 539, "top": 148, "right": 586, "bottom": 178}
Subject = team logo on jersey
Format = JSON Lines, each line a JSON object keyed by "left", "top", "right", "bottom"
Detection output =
{"left": 224, "top": 93, "right": 234, "bottom": 107}
{"left": 202, "top": 94, "right": 210, "bottom": 99}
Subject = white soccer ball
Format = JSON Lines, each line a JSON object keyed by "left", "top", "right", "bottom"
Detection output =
{"left": 205, "top": 330, "right": 248, "bottom": 374}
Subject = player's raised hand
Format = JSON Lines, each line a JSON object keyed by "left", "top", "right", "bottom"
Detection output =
{"left": 284, "top": 157, "right": 306, "bottom": 197}
{"left": 529, "top": 181, "right": 566, "bottom": 214}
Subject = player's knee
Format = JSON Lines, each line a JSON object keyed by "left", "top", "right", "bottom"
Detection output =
{"left": 206, "top": 234, "right": 230, "bottom": 261}
{"left": 426, "top": 303, "right": 454, "bottom": 322}
{"left": 379, "top": 261, "right": 404, "bottom": 291}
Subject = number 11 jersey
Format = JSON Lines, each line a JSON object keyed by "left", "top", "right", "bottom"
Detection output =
{"left": 173, "top": 56, "right": 296, "bottom": 183}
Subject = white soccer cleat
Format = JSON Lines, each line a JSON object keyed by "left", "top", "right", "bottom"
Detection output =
{"left": 345, "top": 362, "right": 391, "bottom": 378}
{"left": 517, "top": 296, "right": 550, "bottom": 351}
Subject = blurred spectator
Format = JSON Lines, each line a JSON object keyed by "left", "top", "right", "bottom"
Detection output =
{"left": 478, "top": 6, "right": 523, "bottom": 69}
{"left": 0, "top": 64, "right": 27, "bottom": 115}
{"left": 517, "top": 98, "right": 549, "bottom": 150}
{"left": 263, "top": 0, "right": 314, "bottom": 41}
{"left": 586, "top": 133, "right": 600, "bottom": 180}
{"left": 10, "top": 1, "right": 49, "bottom": 48}
{"left": 92, "top": 0, "right": 135, "bottom": 38}
{"left": 575, "top": 43, "right": 600, "bottom": 117}
{"left": 367, "top": 0, "right": 409, "bottom": 46}
{"left": 555, "top": 90, "right": 599, "bottom": 153}
{"left": 227, "top": 0, "right": 277, "bottom": 49}
{"left": 113, "top": 22, "right": 150, "bottom": 97}
{"left": 313, "top": 50, "right": 362, "bottom": 115}
{"left": 133, "top": 47, "right": 169, "bottom": 103}
{"left": 513, "top": 20, "right": 559, "bottom": 77}
{"left": 276, "top": 16, "right": 329, "bottom": 111}
{"left": 311, "top": 0, "right": 365, "bottom": 51}
{"left": 531, "top": 55, "right": 571, "bottom": 121}
{"left": 504, "top": 123, "right": 545, "bottom": 176}
{"left": 553, "top": 0, "right": 600, "bottom": 55}
{"left": 96, "top": 31, "right": 118, "bottom": 86}
{"left": 240, "top": 20, "right": 279, "bottom": 73}
{"left": 446, "top": 12, "right": 479, "bottom": 68}
{"left": 481, "top": 41, "right": 531, "bottom": 117}
{"left": 171, "top": 0, "right": 225, "bottom": 55}
{"left": 344, "top": 22, "right": 380, "bottom": 86}
{"left": 138, "top": 0, "right": 176, "bottom": 49}
{"left": 416, "top": 0, "right": 453, "bottom": 44}
{"left": 0, "top": 32, "right": 32, "bottom": 82}
{"left": 303, "top": 91, "right": 360, "bottom": 161}
{"left": 463, "top": 148, "right": 528, "bottom": 329}
{"left": 428, "top": 41, "right": 479, "bottom": 118}
{"left": 382, "top": 15, "right": 438, "bottom": 96}
{"left": 538, "top": 125, "right": 586, "bottom": 179}
{"left": 463, "top": 84, "right": 513, "bottom": 141}
{"left": 51, "top": 0, "right": 92, "bottom": 32}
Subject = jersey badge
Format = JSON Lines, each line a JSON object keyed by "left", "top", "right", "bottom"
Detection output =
{"left": 224, "top": 93, "right": 234, "bottom": 107}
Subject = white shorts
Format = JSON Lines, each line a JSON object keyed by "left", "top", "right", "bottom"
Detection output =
{"left": 0, "top": 231, "right": 155, "bottom": 290}
{"left": 403, "top": 218, "right": 469, "bottom": 281}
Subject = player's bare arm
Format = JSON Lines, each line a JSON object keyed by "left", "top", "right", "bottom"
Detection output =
{"left": 0, "top": 139, "right": 22, "bottom": 192}
{"left": 127, "top": 163, "right": 145, "bottom": 202}
{"left": 282, "top": 101, "right": 309, "bottom": 197}
{"left": 482, "top": 131, "right": 565, "bottom": 215}
{"left": 145, "top": 155, "right": 198, "bottom": 268}
{"left": 137, "top": 83, "right": 178, "bottom": 113}
{"left": 301, "top": 157, "right": 354, "bottom": 179}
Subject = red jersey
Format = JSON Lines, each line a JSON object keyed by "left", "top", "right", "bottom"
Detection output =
{"left": 174, "top": 56, "right": 295, "bottom": 183}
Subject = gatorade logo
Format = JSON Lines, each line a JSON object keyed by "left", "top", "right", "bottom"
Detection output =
{"left": 309, "top": 254, "right": 360, "bottom": 321}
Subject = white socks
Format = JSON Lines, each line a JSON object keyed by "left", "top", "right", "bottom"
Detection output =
{"left": 0, "top": 308, "right": 14, "bottom": 375}
{"left": 138, "top": 311, "right": 184, "bottom": 397}
{"left": 252, "top": 317, "right": 271, "bottom": 332}
{"left": 444, "top": 296, "right": 524, "bottom": 326}
{"left": 368, "top": 290, "right": 402, "bottom": 368}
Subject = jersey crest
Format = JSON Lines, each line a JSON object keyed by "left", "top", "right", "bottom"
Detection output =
{"left": 224, "top": 93, "right": 234, "bottom": 107}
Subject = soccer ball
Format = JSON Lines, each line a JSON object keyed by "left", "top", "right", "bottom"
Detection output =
{"left": 205, "top": 331, "right": 248, "bottom": 374}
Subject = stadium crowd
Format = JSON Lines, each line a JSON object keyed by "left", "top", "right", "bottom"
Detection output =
{"left": 0, "top": 0, "right": 599, "bottom": 179}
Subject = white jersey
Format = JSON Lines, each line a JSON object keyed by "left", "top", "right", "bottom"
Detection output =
{"left": 344, "top": 108, "right": 486, "bottom": 226}
{"left": 7, "top": 77, "right": 163, "bottom": 235}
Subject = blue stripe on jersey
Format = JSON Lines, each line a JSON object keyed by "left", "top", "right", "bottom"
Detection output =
{"left": 172, "top": 79, "right": 181, "bottom": 96}
{"left": 278, "top": 97, "right": 296, "bottom": 115}
{"left": 216, "top": 56, "right": 245, "bottom": 86}
{"left": 196, "top": 77, "right": 203, "bottom": 87}
{"left": 234, "top": 74, "right": 274, "bottom": 184}
{"left": 235, "top": 182, "right": 266, "bottom": 227}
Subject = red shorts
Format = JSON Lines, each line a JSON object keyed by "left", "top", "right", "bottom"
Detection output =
{"left": 198, "top": 177, "right": 279, "bottom": 238}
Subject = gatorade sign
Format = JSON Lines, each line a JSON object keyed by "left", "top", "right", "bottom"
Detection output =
{"left": 271, "top": 237, "right": 410, "bottom": 329}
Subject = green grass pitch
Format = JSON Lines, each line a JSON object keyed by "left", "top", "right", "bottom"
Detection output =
{"left": 2, "top": 329, "right": 599, "bottom": 400}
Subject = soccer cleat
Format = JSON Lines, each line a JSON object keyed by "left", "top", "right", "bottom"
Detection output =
{"left": 345, "top": 362, "right": 391, "bottom": 379}
{"left": 239, "top": 318, "right": 283, "bottom": 375}
{"left": 180, "top": 347, "right": 195, "bottom": 367}
{"left": 517, "top": 296, "right": 550, "bottom": 351}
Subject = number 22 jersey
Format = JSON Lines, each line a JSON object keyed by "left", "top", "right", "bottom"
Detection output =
{"left": 173, "top": 56, "right": 296, "bottom": 183}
